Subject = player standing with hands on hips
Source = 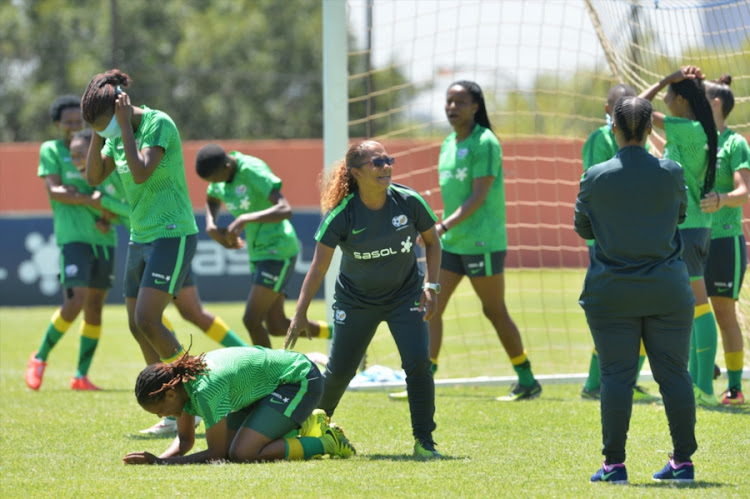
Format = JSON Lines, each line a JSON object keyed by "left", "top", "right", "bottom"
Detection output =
{"left": 285, "top": 140, "right": 443, "bottom": 459}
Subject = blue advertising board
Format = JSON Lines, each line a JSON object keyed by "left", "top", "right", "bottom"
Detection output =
{"left": 0, "top": 212, "right": 323, "bottom": 306}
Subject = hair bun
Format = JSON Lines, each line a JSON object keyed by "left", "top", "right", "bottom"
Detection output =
{"left": 719, "top": 74, "right": 732, "bottom": 86}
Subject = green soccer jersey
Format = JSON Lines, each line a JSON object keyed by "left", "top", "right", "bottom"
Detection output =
{"left": 316, "top": 183, "right": 438, "bottom": 308}
{"left": 582, "top": 125, "right": 619, "bottom": 172}
{"left": 438, "top": 125, "right": 507, "bottom": 254}
{"left": 206, "top": 152, "right": 300, "bottom": 262}
{"left": 181, "top": 347, "right": 313, "bottom": 430}
{"left": 37, "top": 139, "right": 116, "bottom": 247}
{"left": 711, "top": 128, "right": 750, "bottom": 239}
{"left": 663, "top": 115, "right": 712, "bottom": 229}
{"left": 98, "top": 172, "right": 131, "bottom": 231}
{"left": 102, "top": 106, "right": 198, "bottom": 243}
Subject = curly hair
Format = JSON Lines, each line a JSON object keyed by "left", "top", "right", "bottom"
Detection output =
{"left": 669, "top": 77, "right": 717, "bottom": 195}
{"left": 49, "top": 95, "right": 80, "bottom": 123}
{"left": 81, "top": 68, "right": 131, "bottom": 124}
{"left": 705, "top": 74, "right": 734, "bottom": 119}
{"left": 320, "top": 140, "right": 378, "bottom": 212}
{"left": 134, "top": 352, "right": 209, "bottom": 406}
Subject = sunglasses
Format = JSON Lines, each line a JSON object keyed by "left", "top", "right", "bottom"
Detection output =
{"left": 370, "top": 156, "right": 395, "bottom": 167}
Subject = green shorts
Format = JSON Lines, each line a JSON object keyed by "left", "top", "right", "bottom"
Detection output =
{"left": 679, "top": 228, "right": 710, "bottom": 279}
{"left": 705, "top": 235, "right": 747, "bottom": 299}
{"left": 441, "top": 249, "right": 506, "bottom": 277}
{"left": 226, "top": 362, "right": 323, "bottom": 439}
{"left": 250, "top": 256, "right": 297, "bottom": 294}
{"left": 123, "top": 234, "right": 197, "bottom": 298}
{"left": 60, "top": 242, "right": 115, "bottom": 290}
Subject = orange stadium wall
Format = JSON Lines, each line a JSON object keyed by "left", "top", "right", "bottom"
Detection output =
{"left": 3, "top": 138, "right": 749, "bottom": 271}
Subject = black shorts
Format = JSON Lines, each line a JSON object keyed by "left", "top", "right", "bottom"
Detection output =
{"left": 679, "top": 228, "right": 710, "bottom": 279}
{"left": 60, "top": 242, "right": 115, "bottom": 290}
{"left": 226, "top": 363, "right": 323, "bottom": 438}
{"left": 441, "top": 250, "right": 506, "bottom": 277}
{"left": 705, "top": 235, "right": 747, "bottom": 299}
{"left": 123, "top": 234, "right": 197, "bottom": 298}
{"left": 250, "top": 256, "right": 296, "bottom": 294}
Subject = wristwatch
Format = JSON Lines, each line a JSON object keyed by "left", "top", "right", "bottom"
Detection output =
{"left": 424, "top": 282, "right": 441, "bottom": 294}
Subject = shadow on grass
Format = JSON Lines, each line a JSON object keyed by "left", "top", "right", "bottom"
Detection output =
{"left": 362, "top": 453, "right": 465, "bottom": 462}
{"left": 630, "top": 481, "right": 725, "bottom": 490}
{"left": 127, "top": 431, "right": 206, "bottom": 440}
{"left": 696, "top": 404, "right": 750, "bottom": 415}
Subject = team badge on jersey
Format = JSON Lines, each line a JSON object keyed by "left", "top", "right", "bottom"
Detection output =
{"left": 392, "top": 214, "right": 408, "bottom": 228}
{"left": 235, "top": 185, "right": 247, "bottom": 196}
{"left": 65, "top": 264, "right": 79, "bottom": 277}
{"left": 457, "top": 148, "right": 468, "bottom": 159}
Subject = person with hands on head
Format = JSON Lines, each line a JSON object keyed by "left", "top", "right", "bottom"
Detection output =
{"left": 285, "top": 140, "right": 443, "bottom": 459}
{"left": 25, "top": 96, "right": 116, "bottom": 392}
{"left": 195, "top": 144, "right": 332, "bottom": 348}
{"left": 699, "top": 74, "right": 750, "bottom": 405}
{"left": 640, "top": 65, "right": 720, "bottom": 407}
{"left": 82, "top": 69, "right": 198, "bottom": 366}
{"left": 123, "top": 346, "right": 355, "bottom": 465}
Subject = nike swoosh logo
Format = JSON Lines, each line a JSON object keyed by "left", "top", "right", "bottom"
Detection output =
{"left": 414, "top": 301, "right": 420, "bottom": 306}
{"left": 696, "top": 347, "right": 711, "bottom": 353}
{"left": 353, "top": 228, "right": 366, "bottom": 234}
{"left": 270, "top": 398, "right": 285, "bottom": 404}
{"left": 673, "top": 469, "right": 686, "bottom": 476}
{"left": 263, "top": 279, "right": 274, "bottom": 284}
{"left": 601, "top": 470, "right": 617, "bottom": 480}
{"left": 154, "top": 279, "right": 167, "bottom": 285}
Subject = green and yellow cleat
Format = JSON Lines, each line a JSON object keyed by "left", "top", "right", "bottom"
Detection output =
{"left": 414, "top": 439, "right": 443, "bottom": 459}
{"left": 299, "top": 409, "right": 329, "bottom": 438}
{"left": 496, "top": 380, "right": 542, "bottom": 401}
{"left": 322, "top": 424, "right": 356, "bottom": 458}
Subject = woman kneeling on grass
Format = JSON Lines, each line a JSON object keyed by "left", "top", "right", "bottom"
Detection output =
{"left": 123, "top": 347, "right": 355, "bottom": 465}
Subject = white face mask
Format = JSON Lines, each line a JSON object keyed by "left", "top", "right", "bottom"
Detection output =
{"left": 96, "top": 114, "right": 122, "bottom": 140}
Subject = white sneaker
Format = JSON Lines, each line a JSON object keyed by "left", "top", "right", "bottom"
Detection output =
{"left": 139, "top": 416, "right": 202, "bottom": 434}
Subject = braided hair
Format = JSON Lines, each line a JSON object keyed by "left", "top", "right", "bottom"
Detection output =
{"left": 613, "top": 96, "right": 652, "bottom": 143}
{"left": 451, "top": 80, "right": 493, "bottom": 131}
{"left": 669, "top": 77, "right": 718, "bottom": 195}
{"left": 705, "top": 74, "right": 734, "bottom": 119}
{"left": 134, "top": 352, "right": 209, "bottom": 406}
{"left": 81, "top": 69, "right": 131, "bottom": 124}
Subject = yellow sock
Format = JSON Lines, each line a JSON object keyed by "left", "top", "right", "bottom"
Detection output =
{"left": 161, "top": 349, "right": 185, "bottom": 364}
{"left": 51, "top": 308, "right": 73, "bottom": 332}
{"left": 285, "top": 438, "right": 305, "bottom": 460}
{"left": 694, "top": 303, "right": 712, "bottom": 318}
{"left": 725, "top": 351, "right": 744, "bottom": 372}
{"left": 205, "top": 317, "right": 229, "bottom": 343}
{"left": 510, "top": 350, "right": 528, "bottom": 366}
{"left": 162, "top": 315, "right": 175, "bottom": 333}
{"left": 316, "top": 321, "right": 331, "bottom": 340}
{"left": 80, "top": 322, "right": 102, "bottom": 340}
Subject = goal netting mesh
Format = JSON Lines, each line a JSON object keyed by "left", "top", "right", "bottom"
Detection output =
{"left": 332, "top": 0, "right": 750, "bottom": 388}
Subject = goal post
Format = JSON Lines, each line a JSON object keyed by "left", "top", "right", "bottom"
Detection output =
{"left": 323, "top": 0, "right": 750, "bottom": 389}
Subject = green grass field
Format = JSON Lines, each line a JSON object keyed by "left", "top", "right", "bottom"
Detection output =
{"left": 2, "top": 270, "right": 749, "bottom": 497}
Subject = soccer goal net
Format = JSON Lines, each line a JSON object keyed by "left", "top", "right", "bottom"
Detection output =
{"left": 322, "top": 0, "right": 750, "bottom": 389}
